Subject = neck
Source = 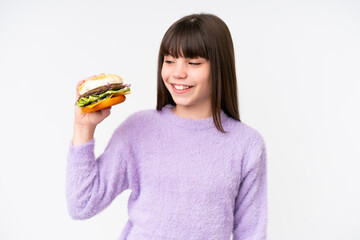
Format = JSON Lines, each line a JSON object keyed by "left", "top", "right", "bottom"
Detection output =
{"left": 172, "top": 104, "right": 212, "bottom": 120}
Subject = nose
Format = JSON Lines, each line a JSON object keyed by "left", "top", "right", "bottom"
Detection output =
{"left": 173, "top": 62, "right": 187, "bottom": 79}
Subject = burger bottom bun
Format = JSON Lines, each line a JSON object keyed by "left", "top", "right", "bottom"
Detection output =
{"left": 81, "top": 95, "right": 126, "bottom": 113}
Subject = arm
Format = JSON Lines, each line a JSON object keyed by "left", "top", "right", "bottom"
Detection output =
{"left": 66, "top": 126, "right": 130, "bottom": 220}
{"left": 66, "top": 76, "right": 130, "bottom": 219}
{"left": 233, "top": 135, "right": 268, "bottom": 240}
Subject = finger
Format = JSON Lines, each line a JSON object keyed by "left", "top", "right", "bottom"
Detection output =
{"left": 76, "top": 79, "right": 85, "bottom": 88}
{"left": 99, "top": 106, "right": 111, "bottom": 113}
{"left": 75, "top": 79, "right": 86, "bottom": 99}
{"left": 101, "top": 107, "right": 112, "bottom": 118}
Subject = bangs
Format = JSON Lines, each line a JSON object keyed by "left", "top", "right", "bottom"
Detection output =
{"left": 160, "top": 21, "right": 209, "bottom": 59}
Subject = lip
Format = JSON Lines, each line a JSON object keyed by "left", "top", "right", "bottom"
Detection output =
{"left": 171, "top": 84, "right": 193, "bottom": 94}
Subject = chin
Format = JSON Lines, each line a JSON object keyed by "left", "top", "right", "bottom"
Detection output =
{"left": 170, "top": 97, "right": 193, "bottom": 107}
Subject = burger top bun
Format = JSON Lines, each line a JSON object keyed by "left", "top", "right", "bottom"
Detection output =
{"left": 78, "top": 74, "right": 124, "bottom": 96}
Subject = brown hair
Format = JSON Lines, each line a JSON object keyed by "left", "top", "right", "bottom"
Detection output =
{"left": 156, "top": 13, "right": 240, "bottom": 132}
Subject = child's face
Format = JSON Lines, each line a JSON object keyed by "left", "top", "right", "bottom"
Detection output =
{"left": 161, "top": 55, "right": 211, "bottom": 113}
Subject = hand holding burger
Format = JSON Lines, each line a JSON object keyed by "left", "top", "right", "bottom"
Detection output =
{"left": 76, "top": 73, "right": 131, "bottom": 113}
{"left": 72, "top": 73, "right": 131, "bottom": 145}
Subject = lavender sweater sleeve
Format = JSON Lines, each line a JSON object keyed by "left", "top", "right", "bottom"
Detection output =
{"left": 66, "top": 125, "right": 131, "bottom": 220}
{"left": 233, "top": 135, "right": 267, "bottom": 240}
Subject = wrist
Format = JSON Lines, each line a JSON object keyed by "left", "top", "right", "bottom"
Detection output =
{"left": 73, "top": 122, "right": 97, "bottom": 131}
{"left": 72, "top": 123, "right": 96, "bottom": 145}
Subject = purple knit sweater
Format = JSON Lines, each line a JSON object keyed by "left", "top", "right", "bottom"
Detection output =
{"left": 66, "top": 104, "right": 267, "bottom": 240}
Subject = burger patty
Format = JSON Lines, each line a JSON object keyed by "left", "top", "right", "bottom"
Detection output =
{"left": 79, "top": 83, "right": 124, "bottom": 99}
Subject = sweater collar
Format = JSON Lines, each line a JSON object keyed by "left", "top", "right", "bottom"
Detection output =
{"left": 160, "top": 104, "right": 229, "bottom": 131}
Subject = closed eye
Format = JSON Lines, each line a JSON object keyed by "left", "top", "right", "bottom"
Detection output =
{"left": 189, "top": 62, "right": 201, "bottom": 65}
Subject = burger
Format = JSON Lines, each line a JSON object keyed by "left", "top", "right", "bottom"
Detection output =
{"left": 76, "top": 74, "right": 131, "bottom": 113}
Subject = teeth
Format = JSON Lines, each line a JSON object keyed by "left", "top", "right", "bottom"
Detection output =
{"left": 174, "top": 85, "right": 190, "bottom": 90}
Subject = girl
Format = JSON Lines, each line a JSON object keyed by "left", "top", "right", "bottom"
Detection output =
{"left": 67, "top": 13, "right": 267, "bottom": 240}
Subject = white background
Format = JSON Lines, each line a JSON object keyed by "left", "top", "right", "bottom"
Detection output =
{"left": 0, "top": 0, "right": 359, "bottom": 239}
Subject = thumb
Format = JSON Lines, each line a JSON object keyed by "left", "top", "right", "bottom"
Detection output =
{"left": 75, "top": 79, "right": 86, "bottom": 102}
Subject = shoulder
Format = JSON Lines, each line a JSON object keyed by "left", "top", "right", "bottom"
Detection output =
{"left": 123, "top": 108, "right": 160, "bottom": 126}
{"left": 224, "top": 119, "right": 267, "bottom": 173}
{"left": 113, "top": 108, "right": 162, "bottom": 137}
{"left": 225, "top": 118, "right": 266, "bottom": 149}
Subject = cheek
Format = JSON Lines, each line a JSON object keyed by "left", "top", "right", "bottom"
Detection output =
{"left": 161, "top": 66, "right": 170, "bottom": 82}
{"left": 198, "top": 69, "right": 211, "bottom": 86}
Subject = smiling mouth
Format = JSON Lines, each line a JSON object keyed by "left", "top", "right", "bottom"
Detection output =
{"left": 171, "top": 84, "right": 193, "bottom": 90}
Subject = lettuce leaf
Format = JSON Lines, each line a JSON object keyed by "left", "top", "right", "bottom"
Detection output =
{"left": 76, "top": 87, "right": 130, "bottom": 107}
